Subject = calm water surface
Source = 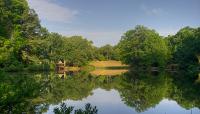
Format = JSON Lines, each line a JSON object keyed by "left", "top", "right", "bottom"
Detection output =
{"left": 0, "top": 70, "right": 200, "bottom": 114}
{"left": 46, "top": 88, "right": 200, "bottom": 114}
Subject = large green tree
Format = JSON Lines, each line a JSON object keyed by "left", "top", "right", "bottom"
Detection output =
{"left": 166, "top": 27, "right": 200, "bottom": 69}
{"left": 0, "top": 0, "right": 43, "bottom": 70}
{"left": 62, "top": 36, "right": 95, "bottom": 66}
{"left": 0, "top": 0, "right": 41, "bottom": 39}
{"left": 118, "top": 25, "right": 170, "bottom": 67}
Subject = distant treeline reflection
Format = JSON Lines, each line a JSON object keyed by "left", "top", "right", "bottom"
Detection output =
{"left": 0, "top": 70, "right": 200, "bottom": 113}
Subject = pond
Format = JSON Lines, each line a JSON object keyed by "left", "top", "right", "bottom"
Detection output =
{"left": 0, "top": 70, "right": 200, "bottom": 114}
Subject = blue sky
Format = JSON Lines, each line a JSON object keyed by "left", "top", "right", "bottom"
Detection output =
{"left": 27, "top": 0, "right": 200, "bottom": 46}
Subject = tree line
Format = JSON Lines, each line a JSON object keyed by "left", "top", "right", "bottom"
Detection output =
{"left": 118, "top": 25, "right": 200, "bottom": 71}
{"left": 0, "top": 0, "right": 119, "bottom": 71}
{"left": 0, "top": 0, "right": 199, "bottom": 71}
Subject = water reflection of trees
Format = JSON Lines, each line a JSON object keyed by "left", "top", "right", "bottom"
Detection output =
{"left": 0, "top": 70, "right": 200, "bottom": 113}
{"left": 0, "top": 71, "right": 95, "bottom": 113}
{"left": 0, "top": 72, "right": 44, "bottom": 113}
{"left": 168, "top": 71, "right": 200, "bottom": 109}
{"left": 118, "top": 70, "right": 200, "bottom": 112}
{"left": 118, "top": 71, "right": 171, "bottom": 112}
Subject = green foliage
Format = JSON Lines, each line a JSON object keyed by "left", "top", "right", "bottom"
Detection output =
{"left": 54, "top": 103, "right": 98, "bottom": 114}
{"left": 0, "top": 71, "right": 99, "bottom": 113}
{"left": 0, "top": 38, "right": 25, "bottom": 71}
{"left": 0, "top": 0, "right": 36, "bottom": 39}
{"left": 0, "top": 0, "right": 199, "bottom": 72}
{"left": 118, "top": 25, "right": 170, "bottom": 67}
{"left": 26, "top": 34, "right": 96, "bottom": 67}
{"left": 95, "top": 44, "right": 120, "bottom": 61}
{"left": 21, "top": 9, "right": 41, "bottom": 38}
{"left": 54, "top": 103, "right": 74, "bottom": 114}
{"left": 0, "top": 0, "right": 43, "bottom": 70}
{"left": 62, "top": 36, "right": 95, "bottom": 66}
{"left": 0, "top": 0, "right": 96, "bottom": 70}
{"left": 0, "top": 72, "right": 43, "bottom": 113}
{"left": 4, "top": 64, "right": 23, "bottom": 72}
{"left": 26, "top": 64, "right": 50, "bottom": 71}
{"left": 169, "top": 71, "right": 200, "bottom": 109}
{"left": 118, "top": 71, "right": 169, "bottom": 112}
{"left": 74, "top": 103, "right": 98, "bottom": 114}
{"left": 166, "top": 27, "right": 200, "bottom": 70}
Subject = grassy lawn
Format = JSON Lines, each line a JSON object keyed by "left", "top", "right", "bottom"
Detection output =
{"left": 65, "top": 67, "right": 80, "bottom": 71}
{"left": 89, "top": 60, "right": 128, "bottom": 68}
{"left": 89, "top": 60, "right": 129, "bottom": 76}
{"left": 90, "top": 69, "right": 128, "bottom": 76}
{"left": 62, "top": 61, "right": 129, "bottom": 76}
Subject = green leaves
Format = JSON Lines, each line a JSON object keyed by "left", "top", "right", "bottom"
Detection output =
{"left": 168, "top": 27, "right": 200, "bottom": 70}
{"left": 54, "top": 103, "right": 74, "bottom": 114}
{"left": 118, "top": 25, "right": 169, "bottom": 68}
{"left": 94, "top": 44, "right": 117, "bottom": 60}
{"left": 54, "top": 103, "right": 98, "bottom": 114}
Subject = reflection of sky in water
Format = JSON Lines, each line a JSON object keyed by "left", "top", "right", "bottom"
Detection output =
{"left": 45, "top": 88, "right": 200, "bottom": 114}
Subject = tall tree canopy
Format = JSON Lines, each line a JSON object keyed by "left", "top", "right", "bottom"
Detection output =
{"left": 0, "top": 0, "right": 96, "bottom": 70}
{"left": 0, "top": 0, "right": 41, "bottom": 39}
{"left": 118, "top": 25, "right": 170, "bottom": 67}
{"left": 166, "top": 27, "right": 200, "bottom": 69}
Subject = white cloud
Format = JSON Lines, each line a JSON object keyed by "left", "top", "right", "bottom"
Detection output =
{"left": 140, "top": 4, "right": 163, "bottom": 16}
{"left": 27, "top": 0, "right": 78, "bottom": 23}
